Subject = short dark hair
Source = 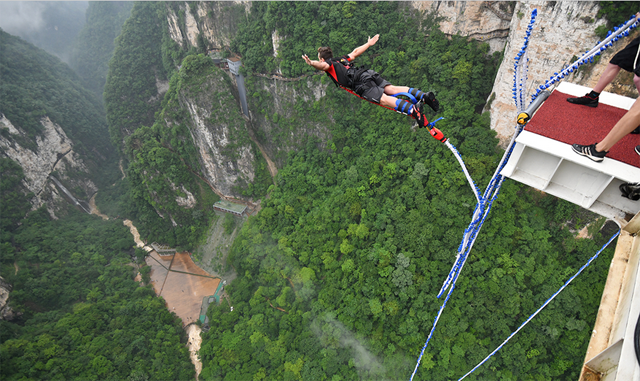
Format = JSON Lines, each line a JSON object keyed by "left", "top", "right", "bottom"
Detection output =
{"left": 318, "top": 47, "right": 333, "bottom": 60}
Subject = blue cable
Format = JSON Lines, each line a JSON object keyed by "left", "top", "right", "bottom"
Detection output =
{"left": 458, "top": 230, "right": 620, "bottom": 381}
{"left": 411, "top": 11, "right": 637, "bottom": 381}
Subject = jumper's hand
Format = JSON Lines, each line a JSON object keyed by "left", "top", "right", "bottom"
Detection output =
{"left": 368, "top": 34, "right": 379, "bottom": 47}
{"left": 302, "top": 54, "right": 312, "bottom": 65}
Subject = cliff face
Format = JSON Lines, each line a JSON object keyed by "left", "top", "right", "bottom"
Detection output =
{"left": 174, "top": 71, "right": 256, "bottom": 197}
{"left": 166, "top": 1, "right": 249, "bottom": 50}
{"left": 244, "top": 75, "right": 333, "bottom": 167}
{"left": 410, "top": 1, "right": 513, "bottom": 54}
{"left": 0, "top": 114, "right": 97, "bottom": 218}
{"left": 0, "top": 276, "right": 20, "bottom": 321}
{"left": 484, "top": 1, "right": 609, "bottom": 145}
{"left": 410, "top": 1, "right": 628, "bottom": 146}
{"left": 162, "top": 2, "right": 334, "bottom": 187}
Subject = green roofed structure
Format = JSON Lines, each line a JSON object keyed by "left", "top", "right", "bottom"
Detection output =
{"left": 213, "top": 200, "right": 247, "bottom": 216}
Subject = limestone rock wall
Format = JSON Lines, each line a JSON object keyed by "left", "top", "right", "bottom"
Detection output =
{"left": 245, "top": 75, "right": 333, "bottom": 167}
{"left": 410, "top": 1, "right": 514, "bottom": 54}
{"left": 0, "top": 114, "right": 97, "bottom": 217}
{"left": 165, "top": 2, "right": 249, "bottom": 50}
{"left": 484, "top": 1, "right": 607, "bottom": 145}
{"left": 0, "top": 276, "right": 19, "bottom": 321}
{"left": 174, "top": 74, "right": 256, "bottom": 198}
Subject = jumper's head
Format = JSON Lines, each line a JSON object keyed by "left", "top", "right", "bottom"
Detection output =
{"left": 318, "top": 47, "right": 332, "bottom": 62}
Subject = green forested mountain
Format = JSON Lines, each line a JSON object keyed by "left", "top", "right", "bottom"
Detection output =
{"left": 0, "top": 1, "right": 623, "bottom": 380}
{"left": 70, "top": 1, "right": 133, "bottom": 102}
{"left": 0, "top": 16, "right": 194, "bottom": 381}
{"left": 0, "top": 210, "right": 195, "bottom": 381}
{"left": 0, "top": 27, "right": 117, "bottom": 222}
{"left": 103, "top": 1, "right": 167, "bottom": 152}
{"left": 0, "top": 29, "right": 110, "bottom": 156}
{"left": 101, "top": 2, "right": 270, "bottom": 251}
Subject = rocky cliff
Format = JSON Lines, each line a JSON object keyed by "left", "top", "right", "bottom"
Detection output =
{"left": 0, "top": 114, "right": 97, "bottom": 218}
{"left": 1, "top": 29, "right": 114, "bottom": 221}
{"left": 0, "top": 276, "right": 20, "bottom": 321}
{"left": 166, "top": 1, "right": 249, "bottom": 50}
{"left": 244, "top": 74, "right": 333, "bottom": 167}
{"left": 173, "top": 68, "right": 257, "bottom": 197}
{"left": 485, "top": 1, "right": 611, "bottom": 145}
{"left": 410, "top": 1, "right": 514, "bottom": 54}
{"left": 409, "top": 1, "right": 626, "bottom": 146}
{"left": 162, "top": 1, "right": 334, "bottom": 191}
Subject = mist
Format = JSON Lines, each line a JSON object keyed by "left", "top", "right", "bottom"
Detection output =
{"left": 0, "top": 2, "right": 88, "bottom": 64}
{"left": 311, "top": 313, "right": 388, "bottom": 378}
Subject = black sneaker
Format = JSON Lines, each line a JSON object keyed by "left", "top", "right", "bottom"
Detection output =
{"left": 636, "top": 145, "right": 640, "bottom": 156}
{"left": 631, "top": 126, "right": 640, "bottom": 134}
{"left": 422, "top": 92, "right": 440, "bottom": 112}
{"left": 619, "top": 182, "right": 640, "bottom": 201}
{"left": 567, "top": 94, "right": 599, "bottom": 107}
{"left": 411, "top": 106, "right": 427, "bottom": 128}
{"left": 572, "top": 143, "right": 607, "bottom": 162}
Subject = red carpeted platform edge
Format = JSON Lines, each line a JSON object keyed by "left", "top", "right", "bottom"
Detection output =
{"left": 525, "top": 90, "right": 640, "bottom": 168}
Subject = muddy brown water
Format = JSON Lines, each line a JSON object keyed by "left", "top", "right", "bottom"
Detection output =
{"left": 147, "top": 252, "right": 220, "bottom": 327}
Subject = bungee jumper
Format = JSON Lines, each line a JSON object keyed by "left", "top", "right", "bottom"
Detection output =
{"left": 302, "top": 34, "right": 445, "bottom": 142}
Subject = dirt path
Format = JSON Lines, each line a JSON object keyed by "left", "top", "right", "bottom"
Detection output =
{"left": 123, "top": 219, "right": 152, "bottom": 252}
{"left": 186, "top": 324, "right": 203, "bottom": 379}
{"left": 119, "top": 158, "right": 126, "bottom": 180}
{"left": 89, "top": 193, "right": 109, "bottom": 220}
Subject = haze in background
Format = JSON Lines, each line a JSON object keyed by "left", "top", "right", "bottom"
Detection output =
{"left": 0, "top": 1, "right": 88, "bottom": 64}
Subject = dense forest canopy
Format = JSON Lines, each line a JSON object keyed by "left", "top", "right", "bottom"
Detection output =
{"left": 0, "top": 4, "right": 193, "bottom": 379}
{"left": 103, "top": 1, "right": 167, "bottom": 152}
{"left": 0, "top": 210, "right": 195, "bottom": 381}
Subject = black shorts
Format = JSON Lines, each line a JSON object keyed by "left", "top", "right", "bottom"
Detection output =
{"left": 610, "top": 36, "right": 640, "bottom": 74}
{"left": 353, "top": 70, "right": 391, "bottom": 103}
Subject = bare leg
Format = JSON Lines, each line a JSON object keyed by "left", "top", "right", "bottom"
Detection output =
{"left": 383, "top": 85, "right": 410, "bottom": 95}
{"left": 595, "top": 97, "right": 640, "bottom": 152}
{"left": 593, "top": 63, "right": 622, "bottom": 93}
{"left": 380, "top": 93, "right": 399, "bottom": 109}
{"left": 634, "top": 73, "right": 640, "bottom": 94}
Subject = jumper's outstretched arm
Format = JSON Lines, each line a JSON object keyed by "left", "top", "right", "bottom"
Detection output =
{"left": 348, "top": 34, "right": 379, "bottom": 59}
{"left": 301, "top": 54, "right": 329, "bottom": 71}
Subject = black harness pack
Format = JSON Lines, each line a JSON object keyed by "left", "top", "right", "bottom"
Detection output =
{"left": 326, "top": 56, "right": 368, "bottom": 91}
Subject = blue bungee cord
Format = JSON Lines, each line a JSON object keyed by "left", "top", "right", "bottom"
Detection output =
{"left": 458, "top": 230, "right": 620, "bottom": 381}
{"left": 410, "top": 10, "right": 638, "bottom": 381}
